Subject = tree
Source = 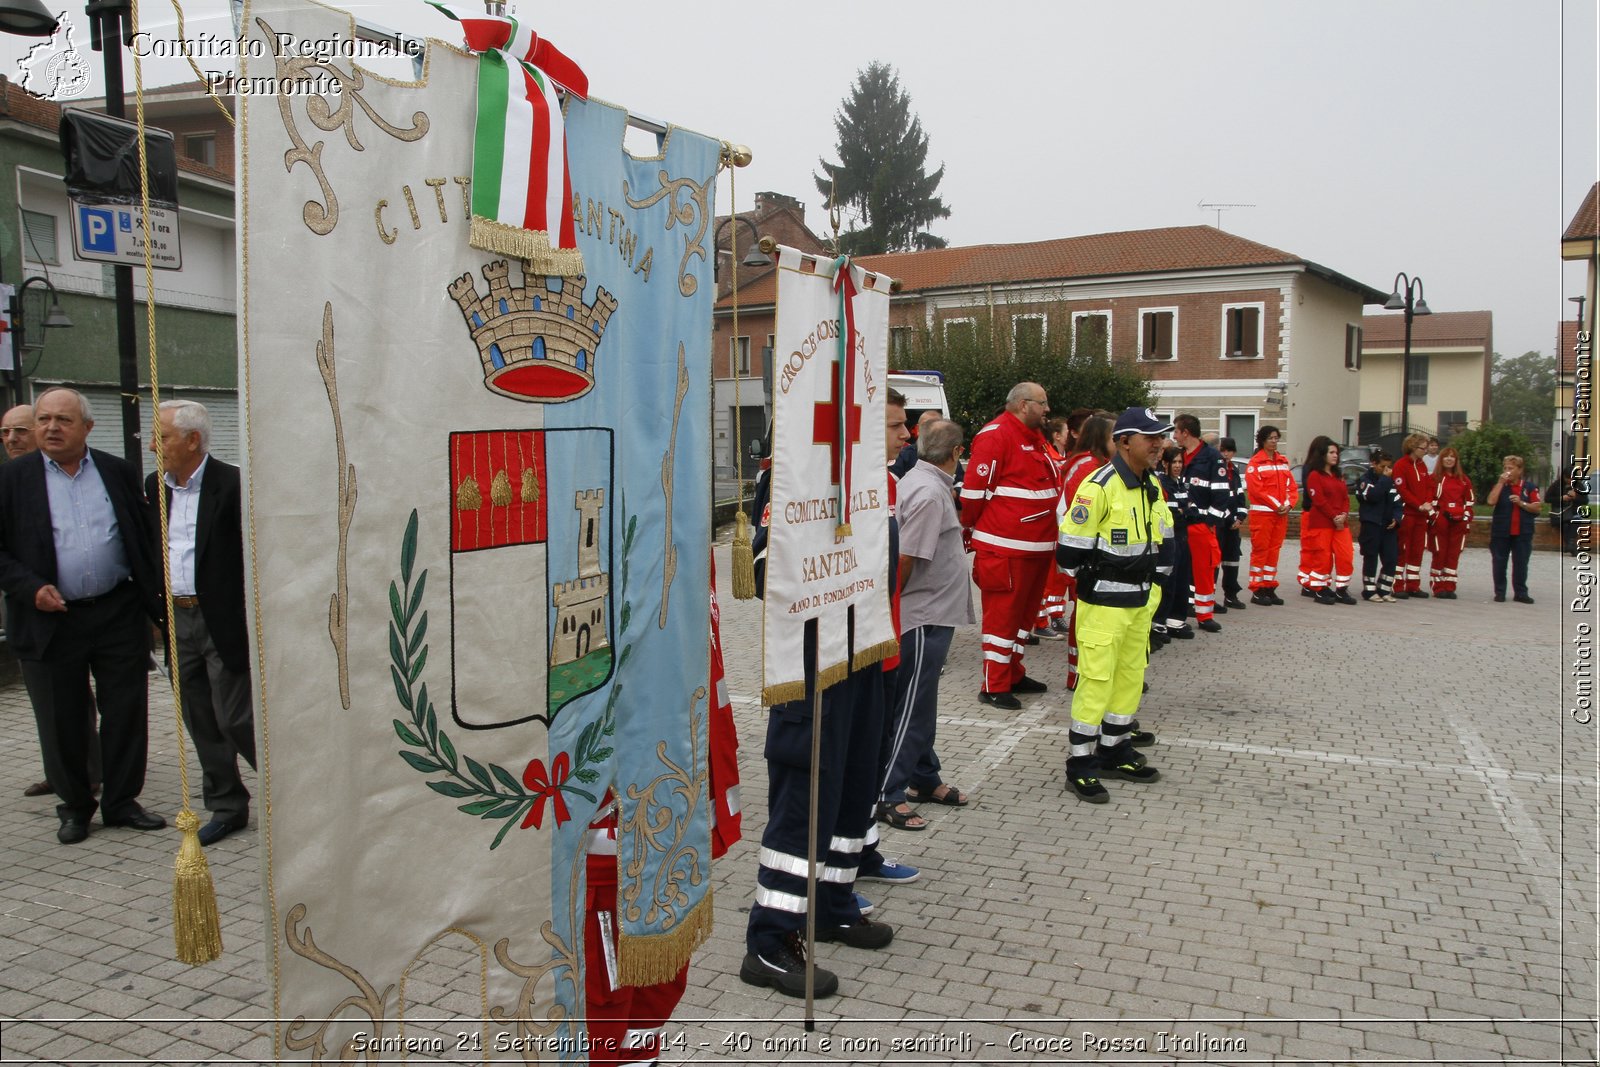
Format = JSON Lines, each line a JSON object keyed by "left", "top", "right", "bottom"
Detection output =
{"left": 1448, "top": 421, "right": 1540, "bottom": 500}
{"left": 815, "top": 62, "right": 950, "bottom": 255}
{"left": 1489, "top": 350, "right": 1556, "bottom": 449}
{"left": 903, "top": 311, "right": 1152, "bottom": 434}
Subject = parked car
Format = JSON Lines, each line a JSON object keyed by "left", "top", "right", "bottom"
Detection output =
{"left": 1290, "top": 460, "right": 1366, "bottom": 494}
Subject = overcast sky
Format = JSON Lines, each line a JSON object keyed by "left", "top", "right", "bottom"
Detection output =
{"left": 5, "top": 0, "right": 1595, "bottom": 359}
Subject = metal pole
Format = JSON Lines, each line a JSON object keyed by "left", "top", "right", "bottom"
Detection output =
{"left": 89, "top": 1, "right": 142, "bottom": 469}
{"left": 1400, "top": 295, "right": 1412, "bottom": 442}
{"left": 803, "top": 627, "right": 821, "bottom": 1030}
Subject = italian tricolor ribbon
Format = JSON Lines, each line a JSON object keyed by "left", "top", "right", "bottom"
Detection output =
{"left": 831, "top": 255, "right": 859, "bottom": 536}
{"left": 426, "top": 2, "right": 587, "bottom": 274}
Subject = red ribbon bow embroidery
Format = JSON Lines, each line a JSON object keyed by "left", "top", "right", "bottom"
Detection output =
{"left": 521, "top": 751, "right": 572, "bottom": 829}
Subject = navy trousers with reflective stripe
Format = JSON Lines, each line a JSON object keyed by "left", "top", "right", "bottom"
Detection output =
{"left": 747, "top": 657, "right": 885, "bottom": 955}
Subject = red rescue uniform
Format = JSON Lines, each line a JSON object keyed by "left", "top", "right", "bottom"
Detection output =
{"left": 1035, "top": 443, "right": 1072, "bottom": 630}
{"left": 1428, "top": 472, "right": 1473, "bottom": 593}
{"left": 1391, "top": 455, "right": 1437, "bottom": 594}
{"left": 1245, "top": 449, "right": 1296, "bottom": 592}
{"left": 1302, "top": 468, "right": 1353, "bottom": 591}
{"left": 961, "top": 410, "right": 1059, "bottom": 694}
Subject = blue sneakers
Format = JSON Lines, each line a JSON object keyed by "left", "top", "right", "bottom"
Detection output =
{"left": 857, "top": 858, "right": 920, "bottom": 884}
{"left": 853, "top": 892, "right": 874, "bottom": 915}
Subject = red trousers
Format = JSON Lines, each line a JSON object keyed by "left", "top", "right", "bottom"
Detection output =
{"left": 974, "top": 552, "right": 1052, "bottom": 693}
{"left": 1396, "top": 512, "right": 1430, "bottom": 593}
{"left": 1428, "top": 519, "right": 1469, "bottom": 593}
{"left": 1300, "top": 526, "right": 1354, "bottom": 589}
{"left": 585, "top": 856, "right": 688, "bottom": 1065}
{"left": 1248, "top": 511, "right": 1288, "bottom": 590}
{"left": 1186, "top": 525, "right": 1220, "bottom": 621}
{"left": 1036, "top": 566, "right": 1069, "bottom": 628}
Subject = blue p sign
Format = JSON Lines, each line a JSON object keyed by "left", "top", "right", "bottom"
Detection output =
{"left": 78, "top": 206, "right": 116, "bottom": 253}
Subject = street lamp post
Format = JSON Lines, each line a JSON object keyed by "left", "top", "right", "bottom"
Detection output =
{"left": 6, "top": 275, "right": 75, "bottom": 398}
{"left": 1385, "top": 272, "right": 1432, "bottom": 440}
{"left": 713, "top": 215, "right": 773, "bottom": 283}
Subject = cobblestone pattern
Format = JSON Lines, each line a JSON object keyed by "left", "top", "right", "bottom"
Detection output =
{"left": 0, "top": 543, "right": 1592, "bottom": 1064}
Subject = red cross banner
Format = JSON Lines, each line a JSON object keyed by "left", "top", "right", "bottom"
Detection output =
{"left": 761, "top": 246, "right": 897, "bottom": 703}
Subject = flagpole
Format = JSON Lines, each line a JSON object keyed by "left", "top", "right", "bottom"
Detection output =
{"left": 803, "top": 623, "right": 822, "bottom": 1029}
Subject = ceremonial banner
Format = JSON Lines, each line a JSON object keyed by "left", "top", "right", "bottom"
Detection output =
{"left": 239, "top": 1, "right": 716, "bottom": 1058}
{"left": 761, "top": 247, "right": 896, "bottom": 703}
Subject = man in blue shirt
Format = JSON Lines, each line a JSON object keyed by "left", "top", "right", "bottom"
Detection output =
{"left": 0, "top": 388, "right": 164, "bottom": 844}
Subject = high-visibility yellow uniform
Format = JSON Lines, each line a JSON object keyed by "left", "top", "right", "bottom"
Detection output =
{"left": 1057, "top": 455, "right": 1170, "bottom": 781}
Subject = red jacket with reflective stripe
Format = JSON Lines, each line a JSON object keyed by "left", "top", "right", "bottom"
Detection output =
{"left": 960, "top": 410, "right": 1059, "bottom": 556}
{"left": 1246, "top": 451, "right": 1296, "bottom": 513}
{"left": 1391, "top": 455, "right": 1437, "bottom": 514}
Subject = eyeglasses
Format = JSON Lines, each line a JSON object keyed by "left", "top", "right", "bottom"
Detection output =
{"left": 1024, "top": 398, "right": 1047, "bottom": 407}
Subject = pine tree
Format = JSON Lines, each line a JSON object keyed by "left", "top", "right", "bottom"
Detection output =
{"left": 815, "top": 62, "right": 951, "bottom": 255}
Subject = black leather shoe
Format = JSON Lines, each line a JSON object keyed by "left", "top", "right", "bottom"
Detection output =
{"left": 1335, "top": 588, "right": 1358, "bottom": 605}
{"left": 104, "top": 805, "right": 166, "bottom": 831}
{"left": 1169, "top": 625, "right": 1195, "bottom": 639}
{"left": 1494, "top": 593, "right": 1506, "bottom": 602}
{"left": 1434, "top": 590, "right": 1457, "bottom": 600}
{"left": 1314, "top": 588, "right": 1339, "bottom": 605}
{"left": 740, "top": 935, "right": 838, "bottom": 998}
{"left": 1197, "top": 619, "right": 1222, "bottom": 633}
{"left": 1212, "top": 602, "right": 1227, "bottom": 615}
{"left": 1250, "top": 591, "right": 1274, "bottom": 606}
{"left": 1266, "top": 590, "right": 1285, "bottom": 605}
{"left": 1410, "top": 589, "right": 1430, "bottom": 599}
{"left": 1011, "top": 675, "right": 1048, "bottom": 694}
{"left": 198, "top": 819, "right": 247, "bottom": 846}
{"left": 978, "top": 690, "right": 1021, "bottom": 710}
{"left": 1067, "top": 772, "right": 1109, "bottom": 803}
{"left": 1301, "top": 586, "right": 1315, "bottom": 598}
{"left": 1514, "top": 594, "right": 1535, "bottom": 604}
{"left": 57, "top": 817, "right": 90, "bottom": 844}
{"left": 815, "top": 917, "right": 894, "bottom": 949}
{"left": 1224, "top": 596, "right": 1247, "bottom": 609}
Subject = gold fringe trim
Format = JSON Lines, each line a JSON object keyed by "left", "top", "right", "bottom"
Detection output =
{"left": 469, "top": 215, "right": 585, "bottom": 276}
{"left": 852, "top": 637, "right": 900, "bottom": 672}
{"left": 172, "top": 810, "right": 223, "bottom": 964}
{"left": 762, "top": 680, "right": 807, "bottom": 706}
{"left": 730, "top": 512, "right": 756, "bottom": 600}
{"left": 616, "top": 888, "right": 713, "bottom": 987}
{"left": 814, "top": 659, "right": 848, "bottom": 694}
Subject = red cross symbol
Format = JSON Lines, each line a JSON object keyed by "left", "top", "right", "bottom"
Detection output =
{"left": 811, "top": 364, "right": 861, "bottom": 486}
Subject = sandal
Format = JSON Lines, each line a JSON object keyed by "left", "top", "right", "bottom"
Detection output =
{"left": 875, "top": 802, "right": 928, "bottom": 831}
{"left": 907, "top": 784, "right": 970, "bottom": 807}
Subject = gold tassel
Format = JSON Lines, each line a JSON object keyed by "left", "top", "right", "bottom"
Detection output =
{"left": 172, "top": 810, "right": 223, "bottom": 964}
{"left": 852, "top": 638, "right": 901, "bottom": 671}
{"left": 457, "top": 476, "right": 482, "bottom": 511}
{"left": 730, "top": 511, "right": 756, "bottom": 600}
{"left": 616, "top": 889, "right": 714, "bottom": 987}
{"left": 490, "top": 469, "right": 513, "bottom": 507}
{"left": 762, "top": 680, "right": 808, "bottom": 706}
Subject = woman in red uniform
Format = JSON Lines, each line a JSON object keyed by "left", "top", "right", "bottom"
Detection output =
{"left": 1390, "top": 433, "right": 1437, "bottom": 598}
{"left": 1427, "top": 446, "right": 1474, "bottom": 598}
{"left": 1033, "top": 417, "right": 1073, "bottom": 640}
{"left": 1302, "top": 436, "right": 1357, "bottom": 605}
{"left": 1055, "top": 414, "right": 1113, "bottom": 687}
{"left": 1244, "top": 425, "right": 1295, "bottom": 604}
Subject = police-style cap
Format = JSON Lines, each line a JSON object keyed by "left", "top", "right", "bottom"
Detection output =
{"left": 1112, "top": 406, "right": 1175, "bottom": 438}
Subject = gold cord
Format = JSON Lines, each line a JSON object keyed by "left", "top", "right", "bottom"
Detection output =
{"left": 723, "top": 148, "right": 755, "bottom": 599}
{"left": 133, "top": 0, "right": 224, "bottom": 964}
{"left": 167, "top": 0, "right": 237, "bottom": 126}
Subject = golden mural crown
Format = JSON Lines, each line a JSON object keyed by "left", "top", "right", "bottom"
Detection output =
{"left": 447, "top": 261, "right": 617, "bottom": 403}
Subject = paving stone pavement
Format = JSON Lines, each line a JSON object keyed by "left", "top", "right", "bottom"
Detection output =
{"left": 0, "top": 542, "right": 1593, "bottom": 1065}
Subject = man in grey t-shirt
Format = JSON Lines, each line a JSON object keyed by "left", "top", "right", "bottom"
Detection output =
{"left": 877, "top": 420, "right": 976, "bottom": 828}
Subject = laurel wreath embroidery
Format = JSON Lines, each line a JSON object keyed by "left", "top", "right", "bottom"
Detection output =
{"left": 390, "top": 503, "right": 636, "bottom": 849}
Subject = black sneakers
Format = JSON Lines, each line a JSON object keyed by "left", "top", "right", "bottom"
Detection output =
{"left": 1314, "top": 588, "right": 1338, "bottom": 605}
{"left": 740, "top": 934, "right": 839, "bottom": 998}
{"left": 1435, "top": 590, "right": 1457, "bottom": 600}
{"left": 1100, "top": 750, "right": 1161, "bottom": 782}
{"left": 1067, "top": 771, "right": 1109, "bottom": 803}
{"left": 1411, "top": 589, "right": 1430, "bottom": 599}
{"left": 1250, "top": 590, "right": 1275, "bottom": 606}
{"left": 1011, "top": 675, "right": 1049, "bottom": 694}
{"left": 1335, "top": 588, "right": 1358, "bottom": 605}
{"left": 1197, "top": 618, "right": 1222, "bottom": 633}
{"left": 1267, "top": 590, "right": 1285, "bottom": 605}
{"left": 978, "top": 690, "right": 1021, "bottom": 710}
{"left": 1514, "top": 594, "right": 1535, "bottom": 604}
{"left": 1169, "top": 624, "right": 1195, "bottom": 639}
{"left": 1223, "top": 596, "right": 1247, "bottom": 609}
{"left": 815, "top": 917, "right": 895, "bottom": 950}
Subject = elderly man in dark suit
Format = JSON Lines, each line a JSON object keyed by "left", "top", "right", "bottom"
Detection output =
{"left": 148, "top": 400, "right": 255, "bottom": 846}
{"left": 0, "top": 387, "right": 164, "bottom": 844}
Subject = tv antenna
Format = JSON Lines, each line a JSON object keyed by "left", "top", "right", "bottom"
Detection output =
{"left": 1198, "top": 200, "right": 1255, "bottom": 229}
